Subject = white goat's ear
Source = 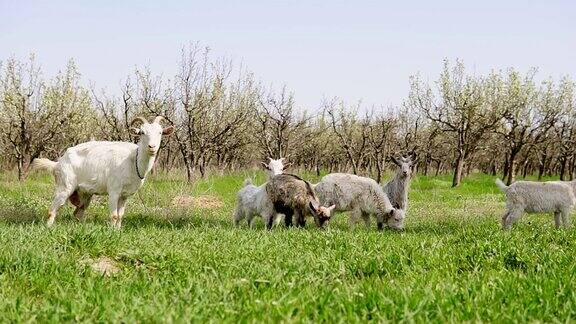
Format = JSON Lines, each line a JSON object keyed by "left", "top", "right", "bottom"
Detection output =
{"left": 282, "top": 162, "right": 292, "bottom": 170}
{"left": 162, "top": 126, "right": 174, "bottom": 136}
{"left": 130, "top": 127, "right": 141, "bottom": 136}
{"left": 261, "top": 162, "right": 270, "bottom": 170}
{"left": 327, "top": 204, "right": 336, "bottom": 212}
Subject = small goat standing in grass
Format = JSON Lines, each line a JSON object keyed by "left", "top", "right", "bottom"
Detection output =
{"left": 383, "top": 154, "right": 416, "bottom": 211}
{"left": 314, "top": 173, "right": 403, "bottom": 230}
{"left": 31, "top": 116, "right": 174, "bottom": 228}
{"left": 496, "top": 178, "right": 576, "bottom": 230}
{"left": 233, "top": 157, "right": 288, "bottom": 227}
{"left": 266, "top": 174, "right": 335, "bottom": 229}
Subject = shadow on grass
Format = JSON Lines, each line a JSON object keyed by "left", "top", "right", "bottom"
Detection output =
{"left": 401, "top": 221, "right": 465, "bottom": 236}
{"left": 0, "top": 206, "right": 44, "bottom": 224}
{"left": 0, "top": 206, "right": 206, "bottom": 229}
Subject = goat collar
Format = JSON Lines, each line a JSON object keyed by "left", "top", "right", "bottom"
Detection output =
{"left": 135, "top": 147, "right": 145, "bottom": 180}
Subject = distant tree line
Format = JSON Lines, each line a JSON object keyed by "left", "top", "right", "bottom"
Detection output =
{"left": 1, "top": 45, "right": 574, "bottom": 186}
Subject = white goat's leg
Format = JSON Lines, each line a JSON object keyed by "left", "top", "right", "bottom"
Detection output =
{"left": 116, "top": 197, "right": 127, "bottom": 228}
{"left": 108, "top": 192, "right": 121, "bottom": 229}
{"left": 264, "top": 213, "right": 275, "bottom": 230}
{"left": 47, "top": 190, "right": 73, "bottom": 227}
{"left": 273, "top": 214, "right": 283, "bottom": 226}
{"left": 554, "top": 211, "right": 562, "bottom": 229}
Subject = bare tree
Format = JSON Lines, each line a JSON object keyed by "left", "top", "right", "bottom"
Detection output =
{"left": 494, "top": 69, "right": 559, "bottom": 184}
{"left": 326, "top": 100, "right": 369, "bottom": 175}
{"left": 409, "top": 60, "right": 503, "bottom": 187}
{"left": 255, "top": 86, "right": 308, "bottom": 159}
{"left": 366, "top": 110, "right": 396, "bottom": 183}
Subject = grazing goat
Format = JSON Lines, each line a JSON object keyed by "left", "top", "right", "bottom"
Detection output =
{"left": 383, "top": 154, "right": 416, "bottom": 222}
{"left": 266, "top": 174, "right": 335, "bottom": 229}
{"left": 314, "top": 173, "right": 404, "bottom": 230}
{"left": 233, "top": 157, "right": 288, "bottom": 227}
{"left": 31, "top": 116, "right": 174, "bottom": 228}
{"left": 496, "top": 178, "right": 576, "bottom": 230}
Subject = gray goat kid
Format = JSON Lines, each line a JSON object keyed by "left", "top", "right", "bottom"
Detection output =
{"left": 383, "top": 154, "right": 416, "bottom": 211}
{"left": 496, "top": 178, "right": 576, "bottom": 230}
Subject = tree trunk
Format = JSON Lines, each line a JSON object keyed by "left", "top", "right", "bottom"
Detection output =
{"left": 538, "top": 153, "right": 547, "bottom": 181}
{"left": 569, "top": 157, "right": 576, "bottom": 181}
{"left": 505, "top": 151, "right": 518, "bottom": 185}
{"left": 423, "top": 155, "right": 430, "bottom": 176}
{"left": 502, "top": 154, "right": 510, "bottom": 180}
{"left": 522, "top": 160, "right": 530, "bottom": 179}
{"left": 452, "top": 154, "right": 465, "bottom": 187}
{"left": 17, "top": 156, "right": 24, "bottom": 181}
{"left": 375, "top": 160, "right": 382, "bottom": 183}
{"left": 560, "top": 157, "right": 567, "bottom": 181}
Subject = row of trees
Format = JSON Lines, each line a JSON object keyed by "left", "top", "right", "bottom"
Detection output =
{"left": 1, "top": 47, "right": 574, "bottom": 186}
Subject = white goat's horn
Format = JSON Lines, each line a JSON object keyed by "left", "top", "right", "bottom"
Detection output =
{"left": 130, "top": 116, "right": 148, "bottom": 127}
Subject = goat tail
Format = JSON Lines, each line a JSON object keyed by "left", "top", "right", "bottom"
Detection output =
{"left": 242, "top": 178, "right": 253, "bottom": 187}
{"left": 495, "top": 178, "right": 508, "bottom": 192}
{"left": 30, "top": 158, "right": 58, "bottom": 173}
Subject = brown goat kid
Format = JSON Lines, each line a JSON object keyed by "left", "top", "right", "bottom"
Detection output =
{"left": 266, "top": 174, "right": 335, "bottom": 229}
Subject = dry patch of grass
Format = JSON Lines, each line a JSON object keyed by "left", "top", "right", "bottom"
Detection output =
{"left": 171, "top": 194, "right": 223, "bottom": 209}
{"left": 81, "top": 257, "right": 120, "bottom": 277}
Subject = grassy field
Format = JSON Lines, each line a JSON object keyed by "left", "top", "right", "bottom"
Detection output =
{"left": 0, "top": 170, "right": 575, "bottom": 322}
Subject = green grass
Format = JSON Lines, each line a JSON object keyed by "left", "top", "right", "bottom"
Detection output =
{"left": 0, "top": 171, "right": 575, "bottom": 322}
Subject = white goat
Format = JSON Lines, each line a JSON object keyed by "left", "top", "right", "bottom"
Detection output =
{"left": 384, "top": 155, "right": 416, "bottom": 210}
{"left": 233, "top": 178, "right": 278, "bottom": 228}
{"left": 31, "top": 116, "right": 174, "bottom": 228}
{"left": 314, "top": 173, "right": 404, "bottom": 230}
{"left": 496, "top": 178, "right": 576, "bottom": 230}
{"left": 260, "top": 157, "right": 290, "bottom": 178}
{"left": 233, "top": 157, "right": 286, "bottom": 227}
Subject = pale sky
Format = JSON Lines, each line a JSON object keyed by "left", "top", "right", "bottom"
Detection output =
{"left": 1, "top": 0, "right": 575, "bottom": 109}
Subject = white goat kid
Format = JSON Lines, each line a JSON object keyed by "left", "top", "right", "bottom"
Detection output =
{"left": 31, "top": 116, "right": 174, "bottom": 228}
{"left": 233, "top": 157, "right": 287, "bottom": 227}
{"left": 496, "top": 178, "right": 576, "bottom": 230}
{"left": 233, "top": 178, "right": 278, "bottom": 227}
{"left": 314, "top": 173, "right": 403, "bottom": 230}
